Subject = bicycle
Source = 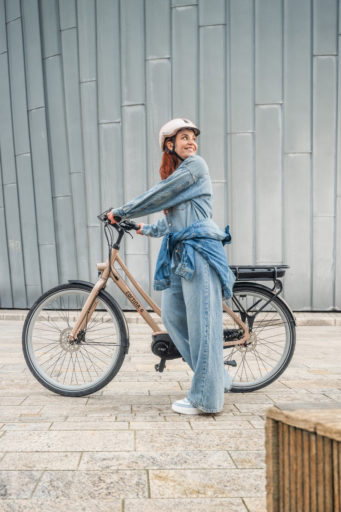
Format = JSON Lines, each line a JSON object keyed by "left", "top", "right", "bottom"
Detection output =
{"left": 22, "top": 212, "right": 296, "bottom": 397}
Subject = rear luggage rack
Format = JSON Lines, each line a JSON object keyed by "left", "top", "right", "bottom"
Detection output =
{"left": 230, "top": 265, "right": 289, "bottom": 281}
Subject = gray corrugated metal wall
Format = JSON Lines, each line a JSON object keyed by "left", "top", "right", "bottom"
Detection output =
{"left": 0, "top": 0, "right": 340, "bottom": 310}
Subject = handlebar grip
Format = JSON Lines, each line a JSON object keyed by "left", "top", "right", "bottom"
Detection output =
{"left": 127, "top": 220, "right": 140, "bottom": 230}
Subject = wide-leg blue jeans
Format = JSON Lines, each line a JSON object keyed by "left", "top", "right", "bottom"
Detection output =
{"left": 161, "top": 251, "right": 232, "bottom": 413}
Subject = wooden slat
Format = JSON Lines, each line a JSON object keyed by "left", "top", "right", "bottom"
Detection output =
{"left": 289, "top": 427, "right": 297, "bottom": 512}
{"left": 310, "top": 433, "right": 317, "bottom": 512}
{"left": 97, "top": 0, "right": 121, "bottom": 123}
{"left": 316, "top": 435, "right": 324, "bottom": 511}
{"left": 120, "top": 0, "right": 145, "bottom": 105}
{"left": 265, "top": 418, "right": 279, "bottom": 512}
{"left": 228, "top": 133, "right": 254, "bottom": 265}
{"left": 199, "top": 25, "right": 225, "bottom": 180}
{"left": 283, "top": 154, "right": 311, "bottom": 309}
{"left": 283, "top": 0, "right": 311, "bottom": 153}
{"left": 255, "top": 105, "right": 282, "bottom": 264}
{"left": 278, "top": 422, "right": 284, "bottom": 512}
{"left": 302, "top": 431, "right": 310, "bottom": 510}
{"left": 146, "top": 0, "right": 170, "bottom": 59}
{"left": 323, "top": 437, "right": 333, "bottom": 512}
{"left": 199, "top": 0, "right": 224, "bottom": 26}
{"left": 335, "top": 443, "right": 341, "bottom": 510}
{"left": 172, "top": 5, "right": 198, "bottom": 120}
{"left": 283, "top": 423, "right": 290, "bottom": 512}
{"left": 228, "top": 0, "right": 253, "bottom": 133}
{"left": 255, "top": 0, "right": 282, "bottom": 104}
{"left": 313, "top": 0, "right": 338, "bottom": 55}
{"left": 295, "top": 428, "right": 303, "bottom": 512}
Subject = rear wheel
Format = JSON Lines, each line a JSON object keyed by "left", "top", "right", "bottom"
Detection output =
{"left": 223, "top": 282, "right": 295, "bottom": 392}
{"left": 22, "top": 283, "right": 128, "bottom": 396}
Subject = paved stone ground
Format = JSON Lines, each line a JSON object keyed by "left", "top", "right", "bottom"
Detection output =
{"left": 0, "top": 312, "right": 340, "bottom": 511}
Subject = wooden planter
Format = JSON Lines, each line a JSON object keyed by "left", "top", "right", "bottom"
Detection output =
{"left": 266, "top": 404, "right": 341, "bottom": 512}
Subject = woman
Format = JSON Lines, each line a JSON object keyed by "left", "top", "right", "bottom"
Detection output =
{"left": 107, "top": 118, "right": 235, "bottom": 415}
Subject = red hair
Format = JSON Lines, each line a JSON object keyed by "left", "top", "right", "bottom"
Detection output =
{"left": 159, "top": 150, "right": 180, "bottom": 214}
{"left": 159, "top": 151, "right": 180, "bottom": 180}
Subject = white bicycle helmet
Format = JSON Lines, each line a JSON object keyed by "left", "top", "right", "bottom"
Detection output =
{"left": 159, "top": 118, "right": 200, "bottom": 151}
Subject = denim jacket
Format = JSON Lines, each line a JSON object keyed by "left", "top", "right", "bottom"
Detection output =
{"left": 154, "top": 219, "right": 235, "bottom": 299}
{"left": 111, "top": 155, "right": 235, "bottom": 296}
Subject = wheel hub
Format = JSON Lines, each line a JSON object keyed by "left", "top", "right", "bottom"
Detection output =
{"left": 236, "top": 331, "right": 258, "bottom": 352}
{"left": 59, "top": 328, "right": 82, "bottom": 353}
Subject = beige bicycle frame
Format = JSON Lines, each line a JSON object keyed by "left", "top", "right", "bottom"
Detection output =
{"left": 70, "top": 247, "right": 250, "bottom": 347}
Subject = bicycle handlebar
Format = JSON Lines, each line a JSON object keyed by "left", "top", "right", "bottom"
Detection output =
{"left": 97, "top": 209, "right": 139, "bottom": 232}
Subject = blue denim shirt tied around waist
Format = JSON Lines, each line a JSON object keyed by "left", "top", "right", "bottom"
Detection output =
{"left": 153, "top": 219, "right": 235, "bottom": 299}
{"left": 111, "top": 155, "right": 235, "bottom": 298}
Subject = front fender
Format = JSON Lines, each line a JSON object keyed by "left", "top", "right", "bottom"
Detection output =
{"left": 68, "top": 279, "right": 130, "bottom": 353}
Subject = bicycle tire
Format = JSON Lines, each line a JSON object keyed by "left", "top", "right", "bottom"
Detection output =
{"left": 223, "top": 282, "right": 296, "bottom": 392}
{"left": 22, "top": 283, "right": 128, "bottom": 397}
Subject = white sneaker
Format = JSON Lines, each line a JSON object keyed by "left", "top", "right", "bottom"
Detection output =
{"left": 172, "top": 397, "right": 201, "bottom": 415}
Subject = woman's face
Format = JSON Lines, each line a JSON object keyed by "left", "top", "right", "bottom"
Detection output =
{"left": 166, "top": 129, "right": 198, "bottom": 160}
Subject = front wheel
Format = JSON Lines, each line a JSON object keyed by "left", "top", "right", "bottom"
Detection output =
{"left": 22, "top": 283, "right": 128, "bottom": 396}
{"left": 223, "top": 282, "right": 296, "bottom": 392}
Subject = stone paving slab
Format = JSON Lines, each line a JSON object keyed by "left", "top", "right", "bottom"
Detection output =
{"left": 0, "top": 318, "right": 340, "bottom": 511}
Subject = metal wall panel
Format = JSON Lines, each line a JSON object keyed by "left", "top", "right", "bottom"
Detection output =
{"left": 228, "top": 133, "right": 254, "bottom": 265}
{"left": 172, "top": 6, "right": 198, "bottom": 121}
{"left": 146, "top": 0, "right": 171, "bottom": 59}
{"left": 284, "top": 0, "right": 311, "bottom": 153}
{"left": 120, "top": 0, "right": 145, "bottom": 106}
{"left": 21, "top": 0, "right": 44, "bottom": 111}
{"left": 0, "top": 159, "right": 12, "bottom": 307}
{"left": 0, "top": 0, "right": 340, "bottom": 310}
{"left": 255, "top": 0, "right": 282, "bottom": 104}
{"left": 97, "top": 0, "right": 121, "bottom": 124}
{"left": 313, "top": 0, "right": 338, "bottom": 55}
{"left": 228, "top": 0, "right": 254, "bottom": 134}
{"left": 312, "top": 56, "right": 337, "bottom": 309}
{"left": 0, "top": 0, "right": 5, "bottom": 54}
{"left": 255, "top": 105, "right": 282, "bottom": 264}
{"left": 283, "top": 154, "right": 311, "bottom": 309}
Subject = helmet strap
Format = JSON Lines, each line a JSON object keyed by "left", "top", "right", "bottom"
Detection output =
{"left": 165, "top": 136, "right": 184, "bottom": 162}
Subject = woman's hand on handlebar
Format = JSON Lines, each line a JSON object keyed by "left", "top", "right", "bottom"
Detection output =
{"left": 106, "top": 211, "right": 120, "bottom": 225}
{"left": 136, "top": 223, "right": 144, "bottom": 235}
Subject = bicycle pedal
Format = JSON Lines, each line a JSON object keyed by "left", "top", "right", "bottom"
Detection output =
{"left": 155, "top": 358, "right": 166, "bottom": 373}
{"left": 224, "top": 360, "right": 237, "bottom": 367}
